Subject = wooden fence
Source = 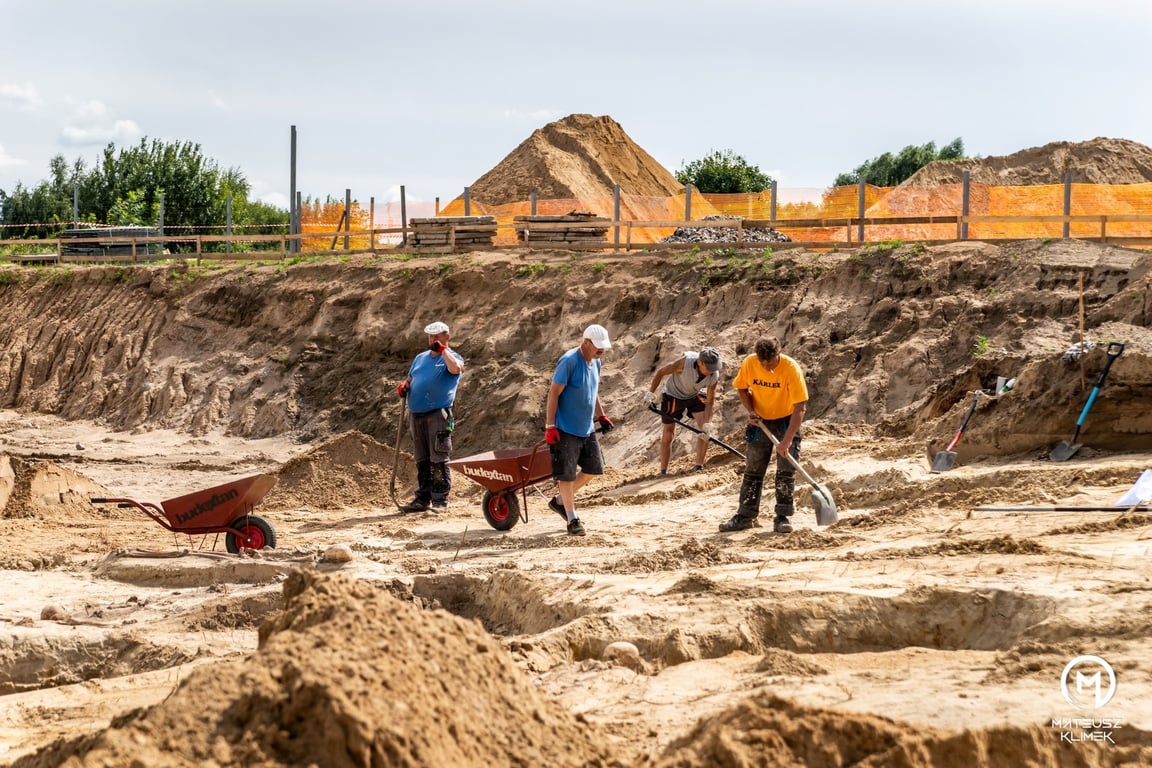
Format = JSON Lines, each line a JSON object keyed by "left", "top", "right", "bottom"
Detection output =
{"left": 3, "top": 213, "right": 1152, "bottom": 265}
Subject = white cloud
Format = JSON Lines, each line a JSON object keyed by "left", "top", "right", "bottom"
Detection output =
{"left": 60, "top": 100, "right": 143, "bottom": 146}
{"left": 0, "top": 144, "right": 29, "bottom": 168}
{"left": 0, "top": 82, "right": 45, "bottom": 111}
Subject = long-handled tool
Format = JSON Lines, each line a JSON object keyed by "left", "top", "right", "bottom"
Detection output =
{"left": 1050, "top": 341, "right": 1124, "bottom": 462}
{"left": 975, "top": 504, "right": 1150, "bottom": 512}
{"left": 756, "top": 422, "right": 838, "bottom": 526}
{"left": 388, "top": 397, "right": 408, "bottom": 510}
{"left": 930, "top": 390, "right": 982, "bottom": 473}
{"left": 647, "top": 403, "right": 745, "bottom": 459}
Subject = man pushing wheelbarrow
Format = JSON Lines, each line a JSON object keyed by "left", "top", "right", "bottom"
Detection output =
{"left": 449, "top": 324, "right": 615, "bottom": 536}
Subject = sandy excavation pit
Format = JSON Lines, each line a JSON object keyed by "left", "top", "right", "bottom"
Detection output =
{"left": 4, "top": 416, "right": 1151, "bottom": 767}
{"left": 3, "top": 122, "right": 1152, "bottom": 765}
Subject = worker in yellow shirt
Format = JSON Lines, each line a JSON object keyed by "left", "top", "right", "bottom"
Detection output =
{"left": 719, "top": 336, "right": 808, "bottom": 534}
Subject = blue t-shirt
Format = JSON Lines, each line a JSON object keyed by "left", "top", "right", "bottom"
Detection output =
{"left": 552, "top": 347, "right": 601, "bottom": 437}
{"left": 407, "top": 350, "right": 463, "bottom": 412}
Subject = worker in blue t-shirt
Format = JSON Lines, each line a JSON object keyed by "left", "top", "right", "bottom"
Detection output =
{"left": 543, "top": 324, "right": 614, "bottom": 537}
{"left": 395, "top": 320, "right": 464, "bottom": 512}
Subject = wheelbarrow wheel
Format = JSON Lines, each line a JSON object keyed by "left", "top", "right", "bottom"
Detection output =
{"left": 225, "top": 515, "right": 277, "bottom": 553}
{"left": 481, "top": 491, "right": 520, "bottom": 531}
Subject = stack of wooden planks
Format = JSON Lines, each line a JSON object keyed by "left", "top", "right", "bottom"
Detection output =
{"left": 408, "top": 216, "right": 497, "bottom": 251}
{"left": 513, "top": 212, "right": 610, "bottom": 248}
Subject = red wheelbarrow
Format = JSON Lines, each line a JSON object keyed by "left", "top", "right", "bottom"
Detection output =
{"left": 448, "top": 442, "right": 553, "bottom": 531}
{"left": 91, "top": 473, "right": 279, "bottom": 554}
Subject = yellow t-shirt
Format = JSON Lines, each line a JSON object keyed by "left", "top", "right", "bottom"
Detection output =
{"left": 732, "top": 353, "right": 809, "bottom": 420}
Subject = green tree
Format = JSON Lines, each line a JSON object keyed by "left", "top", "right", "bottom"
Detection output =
{"left": 1, "top": 138, "right": 289, "bottom": 251}
{"left": 834, "top": 138, "right": 965, "bottom": 187}
{"left": 0, "top": 154, "right": 86, "bottom": 238}
{"left": 675, "top": 149, "right": 774, "bottom": 193}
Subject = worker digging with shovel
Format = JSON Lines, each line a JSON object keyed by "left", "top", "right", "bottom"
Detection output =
{"left": 719, "top": 336, "right": 808, "bottom": 535}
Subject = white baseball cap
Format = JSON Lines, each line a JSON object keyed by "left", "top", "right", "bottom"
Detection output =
{"left": 424, "top": 321, "right": 450, "bottom": 334}
{"left": 583, "top": 324, "right": 612, "bottom": 350}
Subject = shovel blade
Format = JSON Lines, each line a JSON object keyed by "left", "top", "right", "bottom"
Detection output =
{"left": 930, "top": 450, "right": 957, "bottom": 473}
{"left": 1049, "top": 441, "right": 1081, "bottom": 462}
{"left": 811, "top": 485, "right": 838, "bottom": 526}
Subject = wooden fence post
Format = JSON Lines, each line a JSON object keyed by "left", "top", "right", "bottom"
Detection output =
{"left": 1063, "top": 172, "right": 1072, "bottom": 238}
{"left": 961, "top": 171, "right": 970, "bottom": 240}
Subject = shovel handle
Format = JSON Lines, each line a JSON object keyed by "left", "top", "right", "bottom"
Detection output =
{"left": 1074, "top": 342, "right": 1124, "bottom": 428}
{"left": 647, "top": 404, "right": 746, "bottom": 459}
{"left": 945, "top": 390, "right": 982, "bottom": 451}
{"left": 756, "top": 422, "right": 819, "bottom": 487}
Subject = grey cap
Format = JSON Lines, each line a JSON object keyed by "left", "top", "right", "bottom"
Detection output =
{"left": 698, "top": 347, "right": 721, "bottom": 372}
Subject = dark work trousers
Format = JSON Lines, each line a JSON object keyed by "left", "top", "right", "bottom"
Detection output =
{"left": 735, "top": 416, "right": 800, "bottom": 522}
{"left": 410, "top": 408, "right": 453, "bottom": 504}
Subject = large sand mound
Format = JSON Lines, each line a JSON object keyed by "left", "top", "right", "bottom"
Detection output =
{"left": 903, "top": 137, "right": 1152, "bottom": 186}
{"left": 467, "top": 113, "right": 683, "bottom": 205}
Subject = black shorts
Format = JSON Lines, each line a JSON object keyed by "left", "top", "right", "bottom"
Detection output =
{"left": 549, "top": 430, "right": 604, "bottom": 482}
{"left": 660, "top": 393, "right": 705, "bottom": 424}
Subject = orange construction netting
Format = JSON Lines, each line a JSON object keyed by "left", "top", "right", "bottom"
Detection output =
{"left": 330, "top": 182, "right": 1152, "bottom": 249}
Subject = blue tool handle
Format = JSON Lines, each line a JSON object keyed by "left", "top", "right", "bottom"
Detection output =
{"left": 1074, "top": 342, "right": 1123, "bottom": 427}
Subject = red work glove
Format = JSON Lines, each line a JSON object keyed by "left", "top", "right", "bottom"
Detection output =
{"left": 597, "top": 416, "right": 614, "bottom": 433}
{"left": 396, "top": 381, "right": 410, "bottom": 398}
{"left": 545, "top": 426, "right": 561, "bottom": 444}
{"left": 430, "top": 340, "right": 445, "bottom": 353}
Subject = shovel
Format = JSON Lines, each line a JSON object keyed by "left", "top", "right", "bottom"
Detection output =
{"left": 647, "top": 404, "right": 745, "bottom": 459}
{"left": 930, "top": 390, "right": 982, "bottom": 473}
{"left": 756, "top": 422, "right": 838, "bottom": 526}
{"left": 388, "top": 397, "right": 408, "bottom": 510}
{"left": 1050, "top": 341, "right": 1124, "bottom": 462}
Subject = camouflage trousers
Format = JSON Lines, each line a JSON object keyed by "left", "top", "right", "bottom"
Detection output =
{"left": 734, "top": 416, "right": 800, "bottom": 520}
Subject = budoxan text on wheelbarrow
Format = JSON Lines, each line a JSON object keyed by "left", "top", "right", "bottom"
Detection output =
{"left": 173, "top": 487, "right": 240, "bottom": 524}
{"left": 461, "top": 465, "right": 515, "bottom": 485}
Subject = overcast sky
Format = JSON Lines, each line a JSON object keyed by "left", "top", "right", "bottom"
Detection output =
{"left": 2, "top": 0, "right": 1150, "bottom": 212}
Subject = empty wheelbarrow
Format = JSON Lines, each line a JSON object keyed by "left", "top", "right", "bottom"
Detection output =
{"left": 91, "top": 473, "right": 279, "bottom": 553}
{"left": 448, "top": 442, "right": 554, "bottom": 531}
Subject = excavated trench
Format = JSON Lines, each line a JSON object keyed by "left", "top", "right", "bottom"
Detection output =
{"left": 406, "top": 570, "right": 1107, "bottom": 672}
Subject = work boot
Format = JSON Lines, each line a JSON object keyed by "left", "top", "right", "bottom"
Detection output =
{"left": 719, "top": 514, "right": 758, "bottom": 533}
{"left": 399, "top": 498, "right": 430, "bottom": 513}
{"left": 773, "top": 517, "right": 793, "bottom": 534}
{"left": 548, "top": 495, "right": 568, "bottom": 521}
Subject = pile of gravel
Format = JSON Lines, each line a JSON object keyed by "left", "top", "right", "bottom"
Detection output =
{"left": 660, "top": 215, "right": 792, "bottom": 244}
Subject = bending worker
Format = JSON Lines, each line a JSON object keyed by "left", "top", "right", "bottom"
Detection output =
{"left": 719, "top": 336, "right": 807, "bottom": 535}
{"left": 643, "top": 346, "right": 722, "bottom": 474}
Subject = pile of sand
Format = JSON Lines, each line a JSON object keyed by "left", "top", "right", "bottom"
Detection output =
{"left": 14, "top": 571, "right": 619, "bottom": 768}
{"left": 654, "top": 692, "right": 1151, "bottom": 767}
{"left": 903, "top": 137, "right": 1152, "bottom": 186}
{"left": 0, "top": 454, "right": 111, "bottom": 520}
{"left": 262, "top": 431, "right": 412, "bottom": 511}
{"left": 467, "top": 113, "right": 683, "bottom": 205}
